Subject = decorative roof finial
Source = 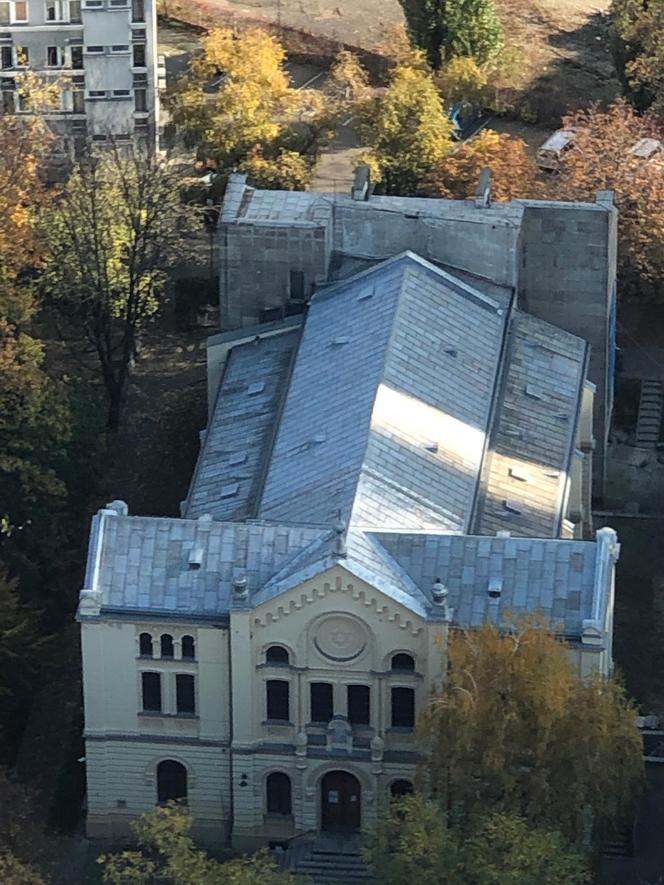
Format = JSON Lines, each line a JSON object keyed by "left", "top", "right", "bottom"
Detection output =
{"left": 334, "top": 512, "right": 347, "bottom": 559}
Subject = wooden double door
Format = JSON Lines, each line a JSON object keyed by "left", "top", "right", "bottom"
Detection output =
{"left": 321, "top": 770, "right": 361, "bottom": 832}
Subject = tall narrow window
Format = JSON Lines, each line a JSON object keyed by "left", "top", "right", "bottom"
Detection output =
{"left": 160, "top": 634, "right": 174, "bottom": 658}
{"left": 139, "top": 632, "right": 152, "bottom": 657}
{"left": 71, "top": 46, "right": 83, "bottom": 69}
{"left": 134, "top": 87, "right": 146, "bottom": 112}
{"left": 0, "top": 3, "right": 8, "bottom": 24}
{"left": 72, "top": 89, "right": 84, "bottom": 113}
{"left": 289, "top": 269, "right": 305, "bottom": 301}
{"left": 266, "top": 772, "right": 292, "bottom": 815}
{"left": 69, "top": 0, "right": 81, "bottom": 21}
{"left": 347, "top": 684, "right": 370, "bottom": 726}
{"left": 132, "top": 43, "right": 146, "bottom": 67}
{"left": 176, "top": 674, "right": 195, "bottom": 716}
{"left": 131, "top": 0, "right": 145, "bottom": 21}
{"left": 181, "top": 635, "right": 195, "bottom": 660}
{"left": 0, "top": 47, "right": 12, "bottom": 70}
{"left": 266, "top": 680, "right": 289, "bottom": 721}
{"left": 14, "top": 1, "right": 27, "bottom": 20}
{"left": 157, "top": 760, "right": 187, "bottom": 804}
{"left": 310, "top": 682, "right": 333, "bottom": 723}
{"left": 141, "top": 672, "right": 161, "bottom": 712}
{"left": 391, "top": 687, "right": 415, "bottom": 729}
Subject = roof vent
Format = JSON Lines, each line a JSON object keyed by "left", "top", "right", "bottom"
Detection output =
{"left": 508, "top": 466, "right": 530, "bottom": 482}
{"left": 444, "top": 347, "right": 458, "bottom": 357}
{"left": 312, "top": 433, "right": 327, "bottom": 444}
{"left": 525, "top": 383, "right": 545, "bottom": 400}
{"left": 233, "top": 573, "right": 248, "bottom": 596}
{"left": 197, "top": 513, "right": 213, "bottom": 523}
{"left": 229, "top": 452, "right": 247, "bottom": 466}
{"left": 432, "top": 578, "right": 448, "bottom": 605}
{"left": 488, "top": 577, "right": 502, "bottom": 599}
{"left": 357, "top": 289, "right": 373, "bottom": 302}
{"left": 424, "top": 440, "right": 439, "bottom": 453}
{"left": 331, "top": 336, "right": 350, "bottom": 346}
{"left": 496, "top": 530, "right": 511, "bottom": 538}
{"left": 502, "top": 500, "right": 523, "bottom": 515}
{"left": 188, "top": 546, "right": 204, "bottom": 570}
{"left": 247, "top": 382, "right": 265, "bottom": 396}
{"left": 220, "top": 483, "right": 240, "bottom": 499}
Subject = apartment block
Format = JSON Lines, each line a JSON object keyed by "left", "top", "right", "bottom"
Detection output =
{"left": 0, "top": 0, "right": 158, "bottom": 153}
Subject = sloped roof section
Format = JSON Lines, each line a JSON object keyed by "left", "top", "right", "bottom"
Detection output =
{"left": 472, "top": 312, "right": 588, "bottom": 537}
{"left": 372, "top": 531, "right": 598, "bottom": 637}
{"left": 86, "top": 512, "right": 326, "bottom": 618}
{"left": 185, "top": 329, "right": 299, "bottom": 521}
{"left": 258, "top": 252, "right": 508, "bottom": 531}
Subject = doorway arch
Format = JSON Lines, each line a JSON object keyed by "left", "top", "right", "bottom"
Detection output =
{"left": 320, "top": 770, "right": 361, "bottom": 832}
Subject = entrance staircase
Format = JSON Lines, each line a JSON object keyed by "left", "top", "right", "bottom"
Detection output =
{"left": 635, "top": 379, "right": 664, "bottom": 447}
{"left": 277, "top": 833, "right": 373, "bottom": 884}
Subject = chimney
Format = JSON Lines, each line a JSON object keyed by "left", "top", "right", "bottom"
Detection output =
{"left": 351, "top": 164, "right": 371, "bottom": 201}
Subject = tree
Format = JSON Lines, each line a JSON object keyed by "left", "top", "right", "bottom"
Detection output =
{"left": 435, "top": 56, "right": 488, "bottom": 109}
{"left": 552, "top": 100, "right": 664, "bottom": 300}
{"left": 42, "top": 146, "right": 200, "bottom": 429}
{"left": 610, "top": 0, "right": 664, "bottom": 112}
{"left": 365, "top": 795, "right": 590, "bottom": 885}
{"left": 356, "top": 64, "right": 455, "bottom": 194}
{"left": 100, "top": 804, "right": 304, "bottom": 885}
{"left": 0, "top": 768, "right": 60, "bottom": 882}
{"left": 167, "top": 27, "right": 333, "bottom": 188}
{"left": 423, "top": 129, "right": 541, "bottom": 201}
{"left": 419, "top": 618, "right": 643, "bottom": 849}
{"left": 398, "top": 0, "right": 504, "bottom": 70}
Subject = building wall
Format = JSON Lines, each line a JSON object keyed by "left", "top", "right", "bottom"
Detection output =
{"left": 517, "top": 201, "right": 617, "bottom": 494}
{"left": 219, "top": 222, "right": 331, "bottom": 329}
{"left": 1, "top": 0, "right": 158, "bottom": 149}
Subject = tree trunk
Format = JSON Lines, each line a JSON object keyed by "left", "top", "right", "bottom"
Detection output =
{"left": 106, "top": 379, "right": 127, "bottom": 431}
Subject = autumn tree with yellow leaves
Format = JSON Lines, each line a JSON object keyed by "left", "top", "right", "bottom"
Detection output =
{"left": 167, "top": 28, "right": 334, "bottom": 190}
{"left": 420, "top": 618, "right": 643, "bottom": 850}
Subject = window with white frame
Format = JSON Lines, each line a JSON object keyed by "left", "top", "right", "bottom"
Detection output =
{"left": 0, "top": 2, "right": 28, "bottom": 24}
{"left": 45, "top": 0, "right": 68, "bottom": 20}
{"left": 0, "top": 46, "right": 12, "bottom": 70}
{"left": 47, "top": 46, "right": 66, "bottom": 67}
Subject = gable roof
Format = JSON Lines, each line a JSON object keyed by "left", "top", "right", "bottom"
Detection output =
{"left": 258, "top": 252, "right": 509, "bottom": 531}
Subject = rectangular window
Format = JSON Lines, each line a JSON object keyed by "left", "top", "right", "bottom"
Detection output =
{"left": 0, "top": 3, "right": 8, "bottom": 24}
{"left": 289, "top": 269, "right": 305, "bottom": 301}
{"left": 15, "top": 47, "right": 28, "bottom": 66}
{"left": 83, "top": 0, "right": 103, "bottom": 7}
{"left": 266, "top": 679, "right": 289, "bottom": 722}
{"left": 1, "top": 91, "right": 14, "bottom": 114}
{"left": 134, "top": 87, "right": 146, "bottom": 112}
{"left": 87, "top": 89, "right": 105, "bottom": 97}
{"left": 310, "top": 682, "right": 333, "bottom": 723}
{"left": 45, "top": 0, "right": 66, "bottom": 20}
{"left": 141, "top": 672, "right": 161, "bottom": 712}
{"left": 0, "top": 47, "right": 12, "bottom": 70}
{"left": 71, "top": 45, "right": 83, "bottom": 68}
{"left": 47, "top": 46, "right": 64, "bottom": 67}
{"left": 132, "top": 0, "right": 144, "bottom": 21}
{"left": 391, "top": 687, "right": 415, "bottom": 729}
{"left": 111, "top": 44, "right": 129, "bottom": 53}
{"left": 347, "top": 684, "right": 370, "bottom": 726}
{"left": 72, "top": 88, "right": 84, "bottom": 112}
{"left": 113, "top": 88, "right": 130, "bottom": 96}
{"left": 13, "top": 1, "right": 27, "bottom": 20}
{"left": 61, "top": 88, "right": 72, "bottom": 111}
{"left": 176, "top": 674, "right": 195, "bottom": 716}
{"left": 132, "top": 43, "right": 145, "bottom": 67}
{"left": 69, "top": 0, "right": 81, "bottom": 21}
{"left": 85, "top": 45, "right": 104, "bottom": 54}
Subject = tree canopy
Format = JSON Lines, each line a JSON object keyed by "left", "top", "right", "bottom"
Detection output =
{"left": 100, "top": 804, "right": 303, "bottom": 885}
{"left": 419, "top": 618, "right": 643, "bottom": 848}
{"left": 365, "top": 794, "right": 590, "bottom": 885}
{"left": 356, "top": 64, "right": 455, "bottom": 194}
{"left": 398, "top": 0, "right": 504, "bottom": 70}
{"left": 167, "top": 27, "right": 333, "bottom": 189}
{"left": 611, "top": 0, "right": 664, "bottom": 113}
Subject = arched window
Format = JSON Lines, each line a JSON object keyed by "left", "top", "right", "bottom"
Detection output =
{"left": 391, "top": 653, "right": 415, "bottom": 672}
{"left": 390, "top": 779, "right": 414, "bottom": 798}
{"left": 266, "top": 645, "right": 289, "bottom": 666}
{"left": 157, "top": 760, "right": 187, "bottom": 804}
{"left": 181, "top": 635, "right": 195, "bottom": 660}
{"left": 266, "top": 772, "right": 292, "bottom": 815}
{"left": 139, "top": 632, "right": 153, "bottom": 657}
{"left": 160, "top": 634, "right": 174, "bottom": 658}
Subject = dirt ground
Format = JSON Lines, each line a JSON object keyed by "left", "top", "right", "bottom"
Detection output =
{"left": 171, "top": 0, "right": 620, "bottom": 124}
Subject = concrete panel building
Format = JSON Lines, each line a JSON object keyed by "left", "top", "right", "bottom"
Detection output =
{"left": 78, "top": 252, "right": 619, "bottom": 852}
{"left": 218, "top": 175, "right": 617, "bottom": 495}
{"left": 0, "top": 0, "right": 158, "bottom": 153}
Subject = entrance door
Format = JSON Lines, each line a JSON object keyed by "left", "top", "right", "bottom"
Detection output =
{"left": 321, "top": 771, "right": 361, "bottom": 832}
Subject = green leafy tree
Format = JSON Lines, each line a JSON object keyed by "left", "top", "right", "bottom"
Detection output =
{"left": 100, "top": 804, "right": 304, "bottom": 885}
{"left": 356, "top": 64, "right": 455, "bottom": 194}
{"left": 419, "top": 618, "right": 643, "bottom": 849}
{"left": 610, "top": 0, "right": 664, "bottom": 112}
{"left": 398, "top": 0, "right": 504, "bottom": 70}
{"left": 365, "top": 795, "right": 590, "bottom": 885}
{"left": 167, "top": 27, "right": 333, "bottom": 189}
{"left": 42, "top": 146, "right": 200, "bottom": 429}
